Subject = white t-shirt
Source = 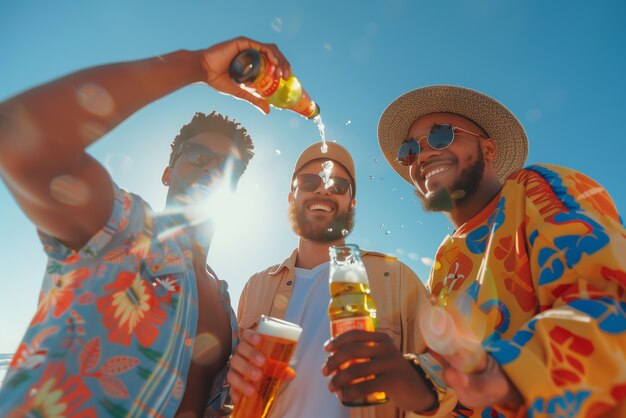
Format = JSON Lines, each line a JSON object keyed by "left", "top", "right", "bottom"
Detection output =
{"left": 268, "top": 262, "right": 350, "bottom": 418}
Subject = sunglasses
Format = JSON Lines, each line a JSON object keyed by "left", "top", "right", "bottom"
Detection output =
{"left": 396, "top": 124, "right": 484, "bottom": 167}
{"left": 293, "top": 173, "right": 352, "bottom": 196}
{"left": 173, "top": 142, "right": 243, "bottom": 172}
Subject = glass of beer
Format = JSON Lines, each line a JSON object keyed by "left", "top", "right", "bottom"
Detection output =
{"left": 231, "top": 315, "right": 302, "bottom": 418}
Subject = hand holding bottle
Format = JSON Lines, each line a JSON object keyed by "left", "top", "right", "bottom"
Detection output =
{"left": 199, "top": 37, "right": 292, "bottom": 114}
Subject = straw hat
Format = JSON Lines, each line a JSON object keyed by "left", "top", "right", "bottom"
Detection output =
{"left": 377, "top": 85, "right": 528, "bottom": 184}
{"left": 292, "top": 142, "right": 356, "bottom": 196}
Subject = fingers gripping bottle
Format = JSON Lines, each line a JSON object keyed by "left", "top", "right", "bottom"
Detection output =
{"left": 229, "top": 49, "right": 320, "bottom": 119}
{"left": 328, "top": 244, "right": 388, "bottom": 406}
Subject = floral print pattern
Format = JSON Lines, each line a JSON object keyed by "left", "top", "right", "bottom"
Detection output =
{"left": 0, "top": 183, "right": 238, "bottom": 417}
{"left": 428, "top": 165, "right": 626, "bottom": 417}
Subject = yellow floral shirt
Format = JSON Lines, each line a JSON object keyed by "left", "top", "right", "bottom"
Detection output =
{"left": 427, "top": 164, "right": 626, "bottom": 417}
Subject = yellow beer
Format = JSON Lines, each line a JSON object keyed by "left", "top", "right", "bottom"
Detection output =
{"left": 328, "top": 245, "right": 388, "bottom": 406}
{"left": 231, "top": 316, "right": 302, "bottom": 418}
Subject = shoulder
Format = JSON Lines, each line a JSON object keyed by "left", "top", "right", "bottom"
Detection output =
{"left": 246, "top": 251, "right": 296, "bottom": 285}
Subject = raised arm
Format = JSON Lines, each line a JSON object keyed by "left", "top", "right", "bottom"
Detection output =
{"left": 0, "top": 37, "right": 289, "bottom": 250}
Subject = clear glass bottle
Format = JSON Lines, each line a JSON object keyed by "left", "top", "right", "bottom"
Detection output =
{"left": 229, "top": 49, "right": 320, "bottom": 119}
{"left": 328, "top": 244, "right": 388, "bottom": 406}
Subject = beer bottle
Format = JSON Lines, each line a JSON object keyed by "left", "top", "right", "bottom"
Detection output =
{"left": 229, "top": 49, "right": 320, "bottom": 119}
{"left": 328, "top": 244, "right": 388, "bottom": 406}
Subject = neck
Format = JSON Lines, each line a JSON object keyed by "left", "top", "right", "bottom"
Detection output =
{"left": 447, "top": 177, "right": 503, "bottom": 228}
{"left": 191, "top": 240, "right": 211, "bottom": 270}
{"left": 296, "top": 236, "right": 346, "bottom": 270}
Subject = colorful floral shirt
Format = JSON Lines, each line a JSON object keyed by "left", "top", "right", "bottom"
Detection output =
{"left": 427, "top": 164, "right": 626, "bottom": 418}
{"left": 0, "top": 183, "right": 238, "bottom": 418}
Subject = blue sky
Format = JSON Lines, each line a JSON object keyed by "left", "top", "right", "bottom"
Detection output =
{"left": 1, "top": 0, "right": 625, "bottom": 354}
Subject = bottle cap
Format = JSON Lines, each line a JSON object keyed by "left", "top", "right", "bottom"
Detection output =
{"left": 229, "top": 49, "right": 262, "bottom": 84}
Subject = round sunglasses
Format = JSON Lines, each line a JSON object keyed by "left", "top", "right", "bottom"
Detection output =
{"left": 173, "top": 142, "right": 244, "bottom": 172}
{"left": 396, "top": 124, "right": 484, "bottom": 167}
{"left": 292, "top": 173, "right": 352, "bottom": 196}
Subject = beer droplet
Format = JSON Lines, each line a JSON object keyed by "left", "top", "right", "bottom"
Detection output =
{"left": 77, "top": 83, "right": 114, "bottom": 116}
{"left": 327, "top": 228, "right": 334, "bottom": 233}
{"left": 369, "top": 176, "right": 374, "bottom": 180}
{"left": 274, "top": 149, "right": 282, "bottom": 156}
{"left": 345, "top": 120, "right": 352, "bottom": 125}
{"left": 323, "top": 42, "right": 333, "bottom": 51}
{"left": 50, "top": 175, "right": 91, "bottom": 206}
{"left": 270, "top": 17, "right": 283, "bottom": 32}
{"left": 385, "top": 230, "right": 391, "bottom": 235}
{"left": 341, "top": 229, "right": 349, "bottom": 236}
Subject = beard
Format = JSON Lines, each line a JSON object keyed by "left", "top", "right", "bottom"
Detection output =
{"left": 288, "top": 199, "right": 356, "bottom": 242}
{"left": 415, "top": 143, "right": 485, "bottom": 212}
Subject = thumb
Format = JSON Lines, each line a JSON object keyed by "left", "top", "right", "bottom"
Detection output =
{"left": 283, "top": 367, "right": 296, "bottom": 382}
{"left": 443, "top": 366, "right": 469, "bottom": 391}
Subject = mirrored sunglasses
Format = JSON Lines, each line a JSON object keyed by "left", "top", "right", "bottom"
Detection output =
{"left": 396, "top": 124, "right": 484, "bottom": 167}
{"left": 293, "top": 173, "right": 352, "bottom": 196}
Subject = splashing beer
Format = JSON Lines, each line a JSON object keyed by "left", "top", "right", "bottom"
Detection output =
{"left": 231, "top": 316, "right": 302, "bottom": 418}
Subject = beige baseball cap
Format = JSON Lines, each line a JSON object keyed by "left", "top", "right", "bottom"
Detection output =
{"left": 292, "top": 142, "right": 356, "bottom": 196}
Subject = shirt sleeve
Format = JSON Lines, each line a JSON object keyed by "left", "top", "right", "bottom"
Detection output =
{"left": 489, "top": 165, "right": 626, "bottom": 417}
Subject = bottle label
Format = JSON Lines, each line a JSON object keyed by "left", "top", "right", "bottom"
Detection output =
{"left": 253, "top": 59, "right": 280, "bottom": 97}
{"left": 331, "top": 316, "right": 375, "bottom": 337}
{"left": 290, "top": 90, "right": 317, "bottom": 118}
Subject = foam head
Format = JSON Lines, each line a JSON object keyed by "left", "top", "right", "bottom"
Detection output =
{"left": 257, "top": 315, "right": 303, "bottom": 342}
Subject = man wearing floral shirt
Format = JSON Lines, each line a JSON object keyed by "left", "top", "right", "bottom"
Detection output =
{"left": 343, "top": 85, "right": 625, "bottom": 417}
{"left": 0, "top": 37, "right": 292, "bottom": 417}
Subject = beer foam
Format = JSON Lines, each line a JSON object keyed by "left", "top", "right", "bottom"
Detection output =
{"left": 257, "top": 316, "right": 302, "bottom": 342}
{"left": 330, "top": 266, "right": 368, "bottom": 283}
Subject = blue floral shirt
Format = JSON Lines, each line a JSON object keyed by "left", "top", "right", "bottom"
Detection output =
{"left": 0, "top": 183, "right": 237, "bottom": 418}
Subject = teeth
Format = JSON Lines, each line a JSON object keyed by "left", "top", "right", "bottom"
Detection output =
{"left": 424, "top": 166, "right": 449, "bottom": 180}
{"left": 308, "top": 203, "right": 332, "bottom": 212}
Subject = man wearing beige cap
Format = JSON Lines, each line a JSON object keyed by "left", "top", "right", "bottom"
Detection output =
{"left": 370, "top": 85, "right": 626, "bottom": 417}
{"left": 227, "top": 142, "right": 440, "bottom": 417}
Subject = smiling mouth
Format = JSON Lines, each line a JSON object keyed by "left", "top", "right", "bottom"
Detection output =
{"left": 421, "top": 163, "right": 455, "bottom": 182}
{"left": 307, "top": 203, "right": 334, "bottom": 213}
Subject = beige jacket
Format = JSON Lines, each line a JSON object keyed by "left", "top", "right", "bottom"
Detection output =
{"left": 238, "top": 248, "right": 454, "bottom": 418}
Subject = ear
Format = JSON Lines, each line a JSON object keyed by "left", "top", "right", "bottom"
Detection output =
{"left": 162, "top": 166, "right": 171, "bottom": 186}
{"left": 350, "top": 198, "right": 356, "bottom": 209}
{"left": 288, "top": 191, "right": 295, "bottom": 204}
{"left": 482, "top": 138, "right": 497, "bottom": 163}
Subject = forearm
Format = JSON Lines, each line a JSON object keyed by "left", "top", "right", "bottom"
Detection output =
{"left": 0, "top": 49, "right": 203, "bottom": 165}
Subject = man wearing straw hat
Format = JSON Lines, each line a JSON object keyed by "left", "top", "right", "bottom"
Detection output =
{"left": 331, "top": 85, "right": 626, "bottom": 417}
{"left": 227, "top": 141, "right": 443, "bottom": 418}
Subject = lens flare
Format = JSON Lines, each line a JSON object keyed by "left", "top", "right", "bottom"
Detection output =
{"left": 77, "top": 83, "right": 114, "bottom": 116}
{"left": 50, "top": 175, "right": 91, "bottom": 206}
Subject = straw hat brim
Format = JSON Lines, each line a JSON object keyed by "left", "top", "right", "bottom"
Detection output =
{"left": 377, "top": 85, "right": 528, "bottom": 184}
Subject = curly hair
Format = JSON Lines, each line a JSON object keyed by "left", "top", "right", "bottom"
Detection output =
{"left": 168, "top": 111, "right": 254, "bottom": 171}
